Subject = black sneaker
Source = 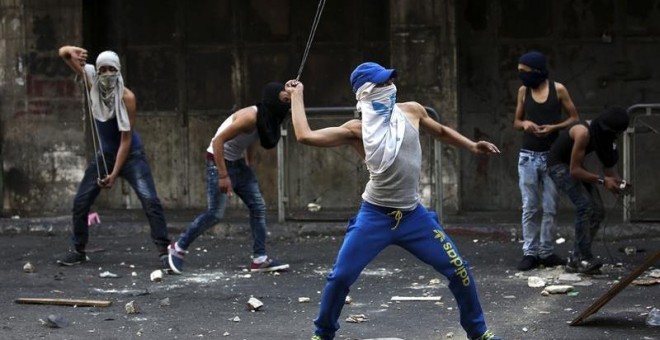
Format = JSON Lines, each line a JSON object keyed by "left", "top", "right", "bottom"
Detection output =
{"left": 517, "top": 255, "right": 538, "bottom": 271}
{"left": 565, "top": 256, "right": 603, "bottom": 274}
{"left": 57, "top": 250, "right": 88, "bottom": 266}
{"left": 539, "top": 253, "right": 567, "bottom": 267}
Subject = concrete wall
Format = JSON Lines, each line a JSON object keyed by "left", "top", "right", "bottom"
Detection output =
{"left": 1, "top": 0, "right": 87, "bottom": 214}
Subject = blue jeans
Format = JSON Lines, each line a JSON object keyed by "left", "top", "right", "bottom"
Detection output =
{"left": 518, "top": 150, "right": 559, "bottom": 258}
{"left": 548, "top": 164, "right": 604, "bottom": 259}
{"left": 314, "top": 202, "right": 487, "bottom": 340}
{"left": 177, "top": 158, "right": 267, "bottom": 257}
{"left": 71, "top": 150, "right": 169, "bottom": 253}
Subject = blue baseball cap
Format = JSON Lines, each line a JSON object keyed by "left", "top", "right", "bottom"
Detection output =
{"left": 350, "top": 62, "right": 397, "bottom": 92}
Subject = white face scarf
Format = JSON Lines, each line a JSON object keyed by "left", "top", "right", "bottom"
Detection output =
{"left": 356, "top": 82, "right": 405, "bottom": 174}
{"left": 89, "top": 51, "right": 131, "bottom": 131}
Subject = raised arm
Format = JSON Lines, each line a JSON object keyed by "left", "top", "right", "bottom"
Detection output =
{"left": 408, "top": 102, "right": 500, "bottom": 155}
{"left": 58, "top": 45, "right": 92, "bottom": 88}
{"left": 285, "top": 80, "right": 363, "bottom": 155}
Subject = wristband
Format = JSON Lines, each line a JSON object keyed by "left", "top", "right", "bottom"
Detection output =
{"left": 597, "top": 175, "right": 605, "bottom": 185}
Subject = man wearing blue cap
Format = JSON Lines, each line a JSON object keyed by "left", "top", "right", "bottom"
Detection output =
{"left": 513, "top": 51, "right": 579, "bottom": 271}
{"left": 285, "top": 61, "right": 502, "bottom": 340}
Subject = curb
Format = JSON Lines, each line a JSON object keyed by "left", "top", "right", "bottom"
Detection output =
{"left": 1, "top": 215, "right": 657, "bottom": 241}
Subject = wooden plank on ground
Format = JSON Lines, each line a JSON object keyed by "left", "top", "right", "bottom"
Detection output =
{"left": 15, "top": 298, "right": 112, "bottom": 307}
{"left": 570, "top": 250, "right": 660, "bottom": 326}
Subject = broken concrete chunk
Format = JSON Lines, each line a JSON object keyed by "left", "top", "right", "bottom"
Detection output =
{"left": 632, "top": 278, "right": 660, "bottom": 286}
{"left": 23, "top": 262, "right": 35, "bottom": 273}
{"left": 231, "top": 316, "right": 241, "bottom": 322}
{"left": 541, "top": 285, "right": 574, "bottom": 295}
{"left": 572, "top": 280, "right": 593, "bottom": 287}
{"left": 527, "top": 276, "right": 546, "bottom": 288}
{"left": 345, "top": 314, "right": 369, "bottom": 323}
{"left": 344, "top": 295, "right": 353, "bottom": 304}
{"left": 40, "top": 314, "right": 67, "bottom": 328}
{"left": 150, "top": 270, "right": 164, "bottom": 282}
{"left": 125, "top": 301, "right": 138, "bottom": 314}
{"left": 159, "top": 297, "right": 170, "bottom": 307}
{"left": 558, "top": 273, "right": 582, "bottom": 282}
{"left": 99, "top": 271, "right": 119, "bottom": 278}
{"left": 246, "top": 297, "right": 263, "bottom": 311}
{"left": 298, "top": 297, "right": 311, "bottom": 303}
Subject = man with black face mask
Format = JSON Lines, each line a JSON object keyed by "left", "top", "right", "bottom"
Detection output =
{"left": 167, "top": 83, "right": 291, "bottom": 274}
{"left": 513, "top": 51, "right": 579, "bottom": 271}
{"left": 547, "top": 107, "right": 630, "bottom": 274}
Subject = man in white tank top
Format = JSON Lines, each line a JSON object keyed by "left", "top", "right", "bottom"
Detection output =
{"left": 167, "top": 83, "right": 291, "bottom": 274}
{"left": 284, "top": 60, "right": 502, "bottom": 340}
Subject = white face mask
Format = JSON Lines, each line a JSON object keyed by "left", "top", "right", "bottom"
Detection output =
{"left": 357, "top": 83, "right": 397, "bottom": 115}
{"left": 98, "top": 73, "right": 118, "bottom": 92}
{"left": 98, "top": 73, "right": 119, "bottom": 109}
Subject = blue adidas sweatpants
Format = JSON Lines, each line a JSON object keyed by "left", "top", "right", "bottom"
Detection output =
{"left": 313, "top": 201, "right": 488, "bottom": 339}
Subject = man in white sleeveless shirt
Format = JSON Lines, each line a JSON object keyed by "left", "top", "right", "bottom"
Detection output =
{"left": 167, "top": 83, "right": 291, "bottom": 274}
{"left": 285, "top": 62, "right": 502, "bottom": 340}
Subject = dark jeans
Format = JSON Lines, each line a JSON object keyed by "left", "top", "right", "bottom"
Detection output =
{"left": 71, "top": 150, "right": 170, "bottom": 254}
{"left": 177, "top": 158, "right": 267, "bottom": 257}
{"left": 548, "top": 164, "right": 604, "bottom": 259}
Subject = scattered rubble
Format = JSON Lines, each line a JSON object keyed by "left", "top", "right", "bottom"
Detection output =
{"left": 558, "top": 273, "right": 582, "bottom": 282}
{"left": 150, "top": 270, "right": 164, "bottom": 282}
{"left": 40, "top": 314, "right": 67, "bottom": 328}
{"left": 632, "top": 278, "right": 660, "bottom": 286}
{"left": 99, "top": 271, "right": 119, "bottom": 278}
{"left": 23, "top": 262, "right": 35, "bottom": 273}
{"left": 125, "top": 301, "right": 138, "bottom": 314}
{"left": 541, "top": 285, "right": 574, "bottom": 295}
{"left": 246, "top": 297, "right": 263, "bottom": 311}
{"left": 527, "top": 276, "right": 546, "bottom": 288}
{"left": 298, "top": 297, "right": 311, "bottom": 303}
{"left": 345, "top": 314, "right": 369, "bottom": 323}
{"left": 646, "top": 307, "right": 660, "bottom": 326}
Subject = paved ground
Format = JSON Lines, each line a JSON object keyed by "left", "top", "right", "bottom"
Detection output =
{"left": 0, "top": 214, "right": 658, "bottom": 340}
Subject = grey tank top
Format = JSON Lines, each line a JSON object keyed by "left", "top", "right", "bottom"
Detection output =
{"left": 362, "top": 114, "right": 421, "bottom": 210}
{"left": 206, "top": 107, "right": 259, "bottom": 161}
